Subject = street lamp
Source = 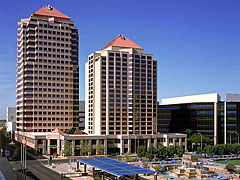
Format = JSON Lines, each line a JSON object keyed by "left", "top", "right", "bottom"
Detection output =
{"left": 230, "top": 132, "right": 232, "bottom": 144}
{"left": 229, "top": 132, "right": 237, "bottom": 144}
{"left": 234, "top": 132, "right": 239, "bottom": 144}
{"left": 198, "top": 133, "right": 202, "bottom": 150}
{"left": 68, "top": 141, "right": 74, "bottom": 172}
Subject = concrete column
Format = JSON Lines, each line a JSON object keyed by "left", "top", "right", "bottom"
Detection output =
{"left": 57, "top": 139, "right": 60, "bottom": 155}
{"left": 224, "top": 101, "right": 227, "bottom": 144}
{"left": 154, "top": 138, "right": 157, "bottom": 148}
{"left": 179, "top": 138, "right": 182, "bottom": 147}
{"left": 102, "top": 172, "right": 104, "bottom": 180}
{"left": 47, "top": 139, "right": 50, "bottom": 156}
{"left": 135, "top": 174, "right": 139, "bottom": 180}
{"left": 104, "top": 139, "right": 107, "bottom": 155}
{"left": 72, "top": 140, "right": 75, "bottom": 156}
{"left": 92, "top": 167, "right": 95, "bottom": 177}
{"left": 34, "top": 139, "right": 38, "bottom": 155}
{"left": 166, "top": 137, "right": 169, "bottom": 147}
{"left": 173, "top": 138, "right": 176, "bottom": 147}
{"left": 128, "top": 139, "right": 131, "bottom": 153}
{"left": 42, "top": 140, "right": 46, "bottom": 155}
{"left": 88, "top": 140, "right": 92, "bottom": 156}
{"left": 184, "top": 137, "right": 187, "bottom": 152}
{"left": 120, "top": 139, "right": 124, "bottom": 155}
{"left": 35, "top": 139, "right": 38, "bottom": 149}
{"left": 84, "top": 164, "right": 86, "bottom": 173}
{"left": 147, "top": 138, "right": 151, "bottom": 148}
{"left": 96, "top": 140, "right": 99, "bottom": 155}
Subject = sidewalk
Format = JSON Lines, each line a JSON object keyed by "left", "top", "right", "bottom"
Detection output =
{"left": 43, "top": 161, "right": 94, "bottom": 179}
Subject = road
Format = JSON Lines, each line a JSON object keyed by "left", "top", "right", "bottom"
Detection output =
{"left": 10, "top": 160, "right": 69, "bottom": 180}
{"left": 7, "top": 142, "right": 71, "bottom": 180}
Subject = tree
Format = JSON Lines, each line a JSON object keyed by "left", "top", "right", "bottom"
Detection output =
{"left": 153, "top": 165, "right": 165, "bottom": 173}
{"left": 125, "top": 152, "right": 131, "bottom": 162}
{"left": 166, "top": 145, "right": 175, "bottom": 158}
{"left": 145, "top": 145, "right": 157, "bottom": 162}
{"left": 185, "top": 129, "right": 193, "bottom": 137}
{"left": 188, "top": 133, "right": 212, "bottom": 151}
{"left": 226, "top": 162, "right": 236, "bottom": 172}
{"left": 137, "top": 145, "right": 146, "bottom": 161}
{"left": 63, "top": 141, "right": 71, "bottom": 156}
{"left": 196, "top": 146, "right": 203, "bottom": 154}
{"left": 96, "top": 141, "right": 104, "bottom": 155}
{"left": 80, "top": 140, "right": 91, "bottom": 156}
{"left": 204, "top": 145, "right": 214, "bottom": 156}
{"left": 157, "top": 146, "right": 167, "bottom": 160}
{"left": 175, "top": 146, "right": 184, "bottom": 157}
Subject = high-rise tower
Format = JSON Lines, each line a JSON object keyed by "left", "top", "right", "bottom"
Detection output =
{"left": 85, "top": 34, "right": 157, "bottom": 135}
{"left": 16, "top": 5, "right": 79, "bottom": 132}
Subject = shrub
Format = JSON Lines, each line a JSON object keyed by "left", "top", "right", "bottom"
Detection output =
{"left": 226, "top": 162, "right": 236, "bottom": 172}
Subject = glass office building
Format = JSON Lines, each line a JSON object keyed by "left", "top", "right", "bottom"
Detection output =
{"left": 158, "top": 93, "right": 240, "bottom": 144}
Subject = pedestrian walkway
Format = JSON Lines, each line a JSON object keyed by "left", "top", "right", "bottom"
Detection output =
{"left": 44, "top": 162, "right": 78, "bottom": 174}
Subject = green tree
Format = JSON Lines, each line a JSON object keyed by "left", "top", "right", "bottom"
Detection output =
{"left": 226, "top": 162, "right": 236, "bottom": 172}
{"left": 96, "top": 141, "right": 104, "bottom": 155}
{"left": 80, "top": 140, "right": 91, "bottom": 156}
{"left": 204, "top": 145, "right": 214, "bottom": 156}
{"left": 166, "top": 145, "right": 175, "bottom": 158}
{"left": 137, "top": 145, "right": 146, "bottom": 161}
{"left": 185, "top": 129, "right": 193, "bottom": 137}
{"left": 188, "top": 134, "right": 211, "bottom": 144}
{"left": 175, "top": 146, "right": 184, "bottom": 157}
{"left": 188, "top": 133, "right": 212, "bottom": 151}
{"left": 124, "top": 152, "right": 130, "bottom": 162}
{"left": 63, "top": 141, "right": 71, "bottom": 156}
{"left": 145, "top": 145, "right": 157, "bottom": 162}
{"left": 153, "top": 165, "right": 165, "bottom": 173}
{"left": 157, "top": 146, "right": 167, "bottom": 160}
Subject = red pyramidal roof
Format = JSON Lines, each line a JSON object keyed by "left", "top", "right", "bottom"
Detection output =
{"left": 103, "top": 34, "right": 143, "bottom": 50}
{"left": 51, "top": 128, "right": 63, "bottom": 134}
{"left": 32, "top": 5, "right": 71, "bottom": 21}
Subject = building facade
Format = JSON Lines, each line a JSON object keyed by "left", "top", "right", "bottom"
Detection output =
{"left": 79, "top": 101, "right": 85, "bottom": 130}
{"left": 85, "top": 34, "right": 157, "bottom": 135}
{"left": 6, "top": 107, "right": 16, "bottom": 133}
{"left": 158, "top": 93, "right": 240, "bottom": 145}
{"left": 16, "top": 5, "right": 79, "bottom": 133}
{"left": 16, "top": 130, "right": 187, "bottom": 155}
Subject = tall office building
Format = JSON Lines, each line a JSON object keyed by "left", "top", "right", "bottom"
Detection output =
{"left": 85, "top": 34, "right": 157, "bottom": 135}
{"left": 16, "top": 5, "right": 79, "bottom": 132}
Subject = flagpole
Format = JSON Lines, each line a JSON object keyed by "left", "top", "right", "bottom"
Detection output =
{"left": 25, "top": 143, "right": 26, "bottom": 180}
{"left": 21, "top": 142, "right": 23, "bottom": 179}
{"left": 23, "top": 137, "right": 25, "bottom": 180}
{"left": 24, "top": 134, "right": 27, "bottom": 180}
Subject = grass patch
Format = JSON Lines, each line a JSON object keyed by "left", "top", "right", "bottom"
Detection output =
{"left": 216, "top": 159, "right": 240, "bottom": 165}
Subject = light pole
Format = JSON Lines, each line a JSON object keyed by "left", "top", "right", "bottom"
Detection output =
{"left": 234, "top": 132, "right": 239, "bottom": 144}
{"left": 230, "top": 132, "right": 232, "bottom": 144}
{"left": 198, "top": 133, "right": 202, "bottom": 150}
{"left": 192, "top": 143, "right": 195, "bottom": 152}
{"left": 68, "top": 141, "right": 73, "bottom": 172}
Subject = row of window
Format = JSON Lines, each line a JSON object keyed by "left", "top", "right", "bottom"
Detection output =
{"left": 25, "top": 64, "right": 73, "bottom": 70}
{"left": 24, "top": 70, "right": 72, "bottom": 76}
{"left": 27, "top": 22, "right": 72, "bottom": 30}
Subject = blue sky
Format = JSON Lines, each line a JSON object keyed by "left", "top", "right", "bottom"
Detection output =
{"left": 0, "top": 0, "right": 240, "bottom": 119}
